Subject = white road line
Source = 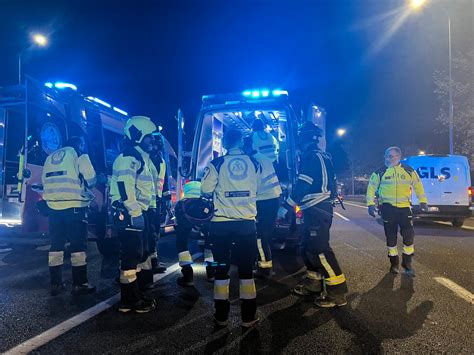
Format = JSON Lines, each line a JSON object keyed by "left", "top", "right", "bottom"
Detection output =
{"left": 344, "top": 201, "right": 367, "bottom": 209}
{"left": 434, "top": 277, "right": 474, "bottom": 305}
{"left": 434, "top": 221, "right": 474, "bottom": 231}
{"left": 334, "top": 211, "right": 350, "bottom": 221}
{"left": 5, "top": 253, "right": 203, "bottom": 355}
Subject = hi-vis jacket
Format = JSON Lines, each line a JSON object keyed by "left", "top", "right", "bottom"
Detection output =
{"left": 201, "top": 148, "right": 262, "bottom": 222}
{"left": 286, "top": 149, "right": 336, "bottom": 210}
{"left": 146, "top": 155, "right": 166, "bottom": 209}
{"left": 252, "top": 131, "right": 279, "bottom": 162}
{"left": 110, "top": 146, "right": 154, "bottom": 217}
{"left": 367, "top": 163, "right": 427, "bottom": 208}
{"left": 253, "top": 152, "right": 282, "bottom": 201}
{"left": 42, "top": 147, "right": 96, "bottom": 210}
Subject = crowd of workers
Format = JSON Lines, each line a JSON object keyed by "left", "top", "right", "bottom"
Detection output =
{"left": 40, "top": 114, "right": 428, "bottom": 327}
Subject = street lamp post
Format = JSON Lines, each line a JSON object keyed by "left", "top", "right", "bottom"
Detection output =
{"left": 409, "top": 0, "right": 454, "bottom": 154}
{"left": 18, "top": 33, "right": 48, "bottom": 85}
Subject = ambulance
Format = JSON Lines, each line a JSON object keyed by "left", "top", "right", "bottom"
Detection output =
{"left": 177, "top": 89, "right": 327, "bottom": 246}
{"left": 404, "top": 154, "right": 473, "bottom": 227}
{"left": 0, "top": 76, "right": 177, "bottom": 254}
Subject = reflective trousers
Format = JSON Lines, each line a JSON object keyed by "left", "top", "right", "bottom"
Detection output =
{"left": 48, "top": 207, "right": 89, "bottom": 286}
{"left": 301, "top": 201, "right": 348, "bottom": 296}
{"left": 256, "top": 198, "right": 279, "bottom": 269}
{"left": 209, "top": 220, "right": 257, "bottom": 323}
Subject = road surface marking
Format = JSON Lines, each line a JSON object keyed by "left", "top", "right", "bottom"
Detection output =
{"left": 4, "top": 253, "right": 203, "bottom": 355}
{"left": 434, "top": 221, "right": 474, "bottom": 231}
{"left": 434, "top": 277, "right": 474, "bottom": 305}
{"left": 334, "top": 211, "right": 350, "bottom": 221}
{"left": 344, "top": 201, "right": 366, "bottom": 209}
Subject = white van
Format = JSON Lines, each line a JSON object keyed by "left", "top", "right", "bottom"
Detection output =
{"left": 403, "top": 154, "right": 473, "bottom": 227}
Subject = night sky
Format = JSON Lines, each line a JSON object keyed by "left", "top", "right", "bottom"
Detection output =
{"left": 0, "top": 0, "right": 472, "bottom": 173}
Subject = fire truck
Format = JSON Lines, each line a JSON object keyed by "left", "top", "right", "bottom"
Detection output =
{"left": 177, "top": 89, "right": 326, "bottom": 247}
{"left": 0, "top": 76, "right": 177, "bottom": 254}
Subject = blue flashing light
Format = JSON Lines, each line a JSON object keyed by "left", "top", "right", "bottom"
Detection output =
{"left": 113, "top": 107, "right": 128, "bottom": 116}
{"left": 272, "top": 89, "right": 288, "bottom": 97}
{"left": 242, "top": 88, "right": 288, "bottom": 99}
{"left": 54, "top": 82, "right": 77, "bottom": 91}
{"left": 44, "top": 82, "right": 53, "bottom": 88}
{"left": 87, "top": 96, "right": 111, "bottom": 108}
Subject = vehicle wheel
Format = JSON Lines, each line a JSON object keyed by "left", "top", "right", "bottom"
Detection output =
{"left": 451, "top": 219, "right": 464, "bottom": 228}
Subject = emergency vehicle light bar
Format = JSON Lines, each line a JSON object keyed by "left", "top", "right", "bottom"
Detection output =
{"left": 202, "top": 88, "right": 288, "bottom": 104}
{"left": 45, "top": 82, "right": 78, "bottom": 91}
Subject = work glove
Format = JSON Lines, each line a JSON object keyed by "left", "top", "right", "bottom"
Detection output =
{"left": 420, "top": 203, "right": 429, "bottom": 212}
{"left": 130, "top": 214, "right": 145, "bottom": 230}
{"left": 368, "top": 205, "right": 377, "bottom": 218}
{"left": 277, "top": 207, "right": 289, "bottom": 219}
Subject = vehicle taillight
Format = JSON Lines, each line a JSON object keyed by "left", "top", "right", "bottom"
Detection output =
{"left": 295, "top": 205, "right": 303, "bottom": 219}
{"left": 468, "top": 186, "right": 473, "bottom": 203}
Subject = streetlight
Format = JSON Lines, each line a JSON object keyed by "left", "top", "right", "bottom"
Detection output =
{"left": 18, "top": 33, "right": 48, "bottom": 85}
{"left": 408, "top": 0, "right": 454, "bottom": 154}
{"left": 336, "top": 128, "right": 347, "bottom": 137}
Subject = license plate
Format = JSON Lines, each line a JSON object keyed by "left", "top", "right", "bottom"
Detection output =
{"left": 428, "top": 207, "right": 439, "bottom": 212}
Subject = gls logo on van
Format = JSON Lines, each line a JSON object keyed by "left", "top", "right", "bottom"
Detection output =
{"left": 416, "top": 167, "right": 451, "bottom": 179}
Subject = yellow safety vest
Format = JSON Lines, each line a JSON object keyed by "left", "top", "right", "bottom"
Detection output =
{"left": 201, "top": 148, "right": 261, "bottom": 222}
{"left": 42, "top": 147, "right": 96, "bottom": 210}
{"left": 147, "top": 156, "right": 166, "bottom": 208}
{"left": 252, "top": 131, "right": 279, "bottom": 162}
{"left": 254, "top": 152, "right": 282, "bottom": 201}
{"left": 110, "top": 146, "right": 154, "bottom": 217}
{"left": 366, "top": 164, "right": 427, "bottom": 208}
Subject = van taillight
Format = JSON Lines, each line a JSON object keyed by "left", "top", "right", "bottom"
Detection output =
{"left": 469, "top": 187, "right": 473, "bottom": 203}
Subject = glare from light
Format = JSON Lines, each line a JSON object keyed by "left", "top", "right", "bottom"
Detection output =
{"left": 337, "top": 128, "right": 347, "bottom": 137}
{"left": 419, "top": 150, "right": 426, "bottom": 155}
{"left": 113, "top": 107, "right": 128, "bottom": 116}
{"left": 251, "top": 90, "right": 260, "bottom": 98}
{"left": 272, "top": 89, "right": 288, "bottom": 96}
{"left": 261, "top": 89, "right": 270, "bottom": 97}
{"left": 158, "top": 125, "right": 163, "bottom": 131}
{"left": 409, "top": 0, "right": 426, "bottom": 10}
{"left": 242, "top": 90, "right": 252, "bottom": 97}
{"left": 33, "top": 33, "right": 48, "bottom": 46}
{"left": 87, "top": 96, "right": 111, "bottom": 108}
{"left": 44, "top": 82, "right": 53, "bottom": 88}
{"left": 54, "top": 82, "right": 77, "bottom": 91}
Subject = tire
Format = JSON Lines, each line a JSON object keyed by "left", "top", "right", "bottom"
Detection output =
{"left": 451, "top": 219, "right": 464, "bottom": 228}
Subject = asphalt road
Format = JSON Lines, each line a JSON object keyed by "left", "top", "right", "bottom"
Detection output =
{"left": 0, "top": 203, "right": 473, "bottom": 354}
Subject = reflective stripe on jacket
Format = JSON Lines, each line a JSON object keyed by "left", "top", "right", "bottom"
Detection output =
{"left": 110, "top": 146, "right": 154, "bottom": 217}
{"left": 253, "top": 152, "right": 282, "bottom": 201}
{"left": 252, "top": 131, "right": 279, "bottom": 162}
{"left": 366, "top": 164, "right": 427, "bottom": 208}
{"left": 201, "top": 148, "right": 261, "bottom": 222}
{"left": 42, "top": 147, "right": 96, "bottom": 210}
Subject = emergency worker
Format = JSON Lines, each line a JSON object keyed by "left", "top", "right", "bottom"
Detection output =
{"left": 253, "top": 151, "right": 282, "bottom": 279}
{"left": 366, "top": 146, "right": 428, "bottom": 277}
{"left": 42, "top": 136, "right": 97, "bottom": 296}
{"left": 147, "top": 132, "right": 167, "bottom": 274}
{"left": 201, "top": 129, "right": 261, "bottom": 328}
{"left": 110, "top": 116, "right": 157, "bottom": 313}
{"left": 279, "top": 122, "right": 348, "bottom": 308}
{"left": 174, "top": 181, "right": 215, "bottom": 286}
{"left": 251, "top": 119, "right": 279, "bottom": 162}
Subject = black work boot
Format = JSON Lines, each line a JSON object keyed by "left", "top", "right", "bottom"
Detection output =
{"left": 50, "top": 265, "right": 65, "bottom": 296}
{"left": 71, "top": 265, "right": 96, "bottom": 295}
{"left": 401, "top": 254, "right": 415, "bottom": 277}
{"left": 137, "top": 270, "right": 155, "bottom": 291}
{"left": 151, "top": 257, "right": 167, "bottom": 274}
{"left": 389, "top": 256, "right": 400, "bottom": 274}
{"left": 241, "top": 299, "right": 259, "bottom": 328}
{"left": 177, "top": 265, "right": 194, "bottom": 287}
{"left": 214, "top": 299, "right": 230, "bottom": 327}
{"left": 293, "top": 273, "right": 323, "bottom": 297}
{"left": 119, "top": 281, "right": 154, "bottom": 314}
{"left": 254, "top": 267, "right": 274, "bottom": 280}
